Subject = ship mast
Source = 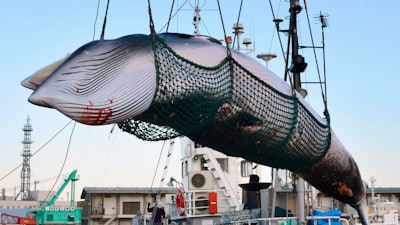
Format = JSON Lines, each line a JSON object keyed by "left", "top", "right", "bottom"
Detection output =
{"left": 289, "top": 0, "right": 307, "bottom": 223}
{"left": 289, "top": 0, "right": 307, "bottom": 97}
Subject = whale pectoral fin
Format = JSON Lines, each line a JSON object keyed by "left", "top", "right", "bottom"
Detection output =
{"left": 21, "top": 54, "right": 69, "bottom": 90}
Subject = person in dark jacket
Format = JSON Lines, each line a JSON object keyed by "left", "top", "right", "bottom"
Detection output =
{"left": 147, "top": 200, "right": 166, "bottom": 225}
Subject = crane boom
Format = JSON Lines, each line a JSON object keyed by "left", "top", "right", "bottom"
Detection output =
{"left": 43, "top": 169, "right": 78, "bottom": 207}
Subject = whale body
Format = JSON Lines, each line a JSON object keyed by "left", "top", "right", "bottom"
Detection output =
{"left": 23, "top": 33, "right": 368, "bottom": 225}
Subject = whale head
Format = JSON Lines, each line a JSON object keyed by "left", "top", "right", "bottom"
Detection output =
{"left": 27, "top": 34, "right": 156, "bottom": 125}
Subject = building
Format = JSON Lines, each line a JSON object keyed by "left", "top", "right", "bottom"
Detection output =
{"left": 77, "top": 185, "right": 400, "bottom": 225}
{"left": 80, "top": 187, "right": 177, "bottom": 225}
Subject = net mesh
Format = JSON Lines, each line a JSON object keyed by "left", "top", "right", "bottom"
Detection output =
{"left": 118, "top": 35, "right": 331, "bottom": 170}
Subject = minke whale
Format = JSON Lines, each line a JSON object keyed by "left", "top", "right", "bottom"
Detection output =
{"left": 22, "top": 33, "right": 368, "bottom": 224}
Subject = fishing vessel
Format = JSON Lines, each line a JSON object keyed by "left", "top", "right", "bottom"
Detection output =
{"left": 169, "top": 137, "right": 345, "bottom": 225}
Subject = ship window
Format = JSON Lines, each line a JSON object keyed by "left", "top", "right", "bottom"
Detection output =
{"left": 201, "top": 157, "right": 208, "bottom": 170}
{"left": 240, "top": 160, "right": 252, "bottom": 177}
{"left": 182, "top": 161, "right": 188, "bottom": 177}
{"left": 217, "top": 158, "right": 228, "bottom": 172}
{"left": 123, "top": 202, "right": 140, "bottom": 215}
{"left": 68, "top": 216, "right": 75, "bottom": 221}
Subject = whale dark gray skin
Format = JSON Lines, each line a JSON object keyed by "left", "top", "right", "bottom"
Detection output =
{"left": 23, "top": 33, "right": 368, "bottom": 225}
{"left": 297, "top": 134, "right": 368, "bottom": 225}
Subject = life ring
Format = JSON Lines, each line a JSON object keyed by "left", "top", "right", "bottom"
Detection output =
{"left": 176, "top": 189, "right": 185, "bottom": 216}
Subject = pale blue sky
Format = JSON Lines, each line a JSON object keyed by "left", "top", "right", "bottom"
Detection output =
{"left": 1, "top": 1, "right": 399, "bottom": 199}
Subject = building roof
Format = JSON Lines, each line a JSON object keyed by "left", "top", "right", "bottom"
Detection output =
{"left": 0, "top": 208, "right": 38, "bottom": 217}
{"left": 366, "top": 187, "right": 400, "bottom": 194}
{"left": 80, "top": 187, "right": 178, "bottom": 199}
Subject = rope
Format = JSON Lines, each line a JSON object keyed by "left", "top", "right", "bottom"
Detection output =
{"left": 143, "top": 141, "right": 167, "bottom": 219}
{"left": 268, "top": 0, "right": 291, "bottom": 83}
{"left": 92, "top": 0, "right": 101, "bottom": 40}
{"left": 150, "top": 141, "right": 167, "bottom": 190}
{"left": 303, "top": 0, "right": 328, "bottom": 112}
{"left": 284, "top": 23, "right": 294, "bottom": 93}
{"left": 267, "top": 0, "right": 281, "bottom": 54}
{"left": 100, "top": 0, "right": 111, "bottom": 40}
{"left": 216, "top": 0, "right": 232, "bottom": 57}
{"left": 41, "top": 121, "right": 76, "bottom": 206}
{"left": 166, "top": 0, "right": 175, "bottom": 32}
{"left": 147, "top": 0, "right": 156, "bottom": 37}
{"left": 157, "top": 0, "right": 190, "bottom": 33}
{"left": 231, "top": 0, "right": 243, "bottom": 50}
{"left": 147, "top": 0, "right": 159, "bottom": 76}
{"left": 321, "top": 15, "right": 328, "bottom": 109}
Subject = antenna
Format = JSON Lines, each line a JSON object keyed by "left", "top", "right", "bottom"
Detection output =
{"left": 15, "top": 116, "right": 34, "bottom": 200}
{"left": 230, "top": 23, "right": 254, "bottom": 56}
{"left": 257, "top": 53, "right": 277, "bottom": 68}
{"left": 232, "top": 23, "right": 244, "bottom": 51}
{"left": 193, "top": 6, "right": 202, "bottom": 35}
{"left": 314, "top": 12, "right": 329, "bottom": 28}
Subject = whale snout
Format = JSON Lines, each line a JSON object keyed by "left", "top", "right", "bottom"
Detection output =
{"left": 23, "top": 34, "right": 158, "bottom": 125}
{"left": 29, "top": 88, "right": 114, "bottom": 125}
{"left": 28, "top": 91, "right": 52, "bottom": 108}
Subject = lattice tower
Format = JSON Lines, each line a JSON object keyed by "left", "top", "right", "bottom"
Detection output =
{"left": 16, "top": 116, "right": 34, "bottom": 200}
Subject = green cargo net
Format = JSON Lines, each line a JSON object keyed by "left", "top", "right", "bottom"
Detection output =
{"left": 118, "top": 35, "right": 331, "bottom": 171}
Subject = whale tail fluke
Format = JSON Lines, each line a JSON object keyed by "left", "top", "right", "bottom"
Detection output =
{"left": 354, "top": 202, "right": 369, "bottom": 225}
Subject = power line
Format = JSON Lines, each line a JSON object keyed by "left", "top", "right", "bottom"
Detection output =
{"left": 0, "top": 120, "right": 74, "bottom": 183}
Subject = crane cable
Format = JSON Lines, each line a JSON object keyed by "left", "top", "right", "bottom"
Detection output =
{"left": 92, "top": 0, "right": 111, "bottom": 40}
{"left": 231, "top": 0, "right": 243, "bottom": 50}
{"left": 165, "top": 0, "right": 175, "bottom": 32}
{"left": 93, "top": 0, "right": 101, "bottom": 40}
{"left": 41, "top": 122, "right": 76, "bottom": 206}
{"left": 159, "top": 0, "right": 190, "bottom": 33}
{"left": 143, "top": 140, "right": 168, "bottom": 224}
{"left": 216, "top": 0, "right": 231, "bottom": 58}
{"left": 100, "top": 0, "right": 111, "bottom": 40}
{"left": 147, "top": 0, "right": 156, "bottom": 37}
{"left": 268, "top": 0, "right": 294, "bottom": 87}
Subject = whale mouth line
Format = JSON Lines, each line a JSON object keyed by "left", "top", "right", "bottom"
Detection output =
{"left": 29, "top": 92, "right": 115, "bottom": 125}
{"left": 53, "top": 101, "right": 115, "bottom": 125}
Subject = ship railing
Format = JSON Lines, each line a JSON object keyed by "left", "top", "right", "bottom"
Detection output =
{"left": 184, "top": 189, "right": 237, "bottom": 216}
{"left": 222, "top": 215, "right": 342, "bottom": 225}
{"left": 306, "top": 216, "right": 341, "bottom": 225}
{"left": 222, "top": 216, "right": 297, "bottom": 225}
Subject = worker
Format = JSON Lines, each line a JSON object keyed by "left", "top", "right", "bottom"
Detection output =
{"left": 147, "top": 200, "right": 166, "bottom": 225}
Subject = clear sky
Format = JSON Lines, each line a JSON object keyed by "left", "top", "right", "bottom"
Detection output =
{"left": 1, "top": 1, "right": 399, "bottom": 200}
